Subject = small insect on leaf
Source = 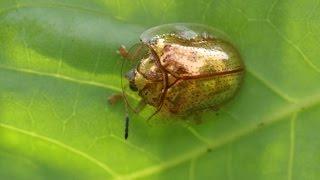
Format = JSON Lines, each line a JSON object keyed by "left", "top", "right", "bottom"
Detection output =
{"left": 115, "top": 23, "right": 245, "bottom": 139}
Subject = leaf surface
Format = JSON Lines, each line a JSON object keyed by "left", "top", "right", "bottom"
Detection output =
{"left": 1, "top": 0, "right": 320, "bottom": 179}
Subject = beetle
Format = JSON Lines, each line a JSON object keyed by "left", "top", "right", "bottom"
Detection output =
{"left": 115, "top": 23, "right": 245, "bottom": 139}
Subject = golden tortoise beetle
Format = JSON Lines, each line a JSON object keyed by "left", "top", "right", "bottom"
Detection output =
{"left": 116, "top": 23, "right": 245, "bottom": 139}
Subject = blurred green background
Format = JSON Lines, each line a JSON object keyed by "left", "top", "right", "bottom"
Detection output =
{"left": 1, "top": 0, "right": 320, "bottom": 179}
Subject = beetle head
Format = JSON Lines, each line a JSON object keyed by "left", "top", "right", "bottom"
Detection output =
{"left": 125, "top": 69, "right": 138, "bottom": 92}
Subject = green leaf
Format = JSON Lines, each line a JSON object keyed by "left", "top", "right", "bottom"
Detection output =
{"left": 1, "top": 0, "right": 320, "bottom": 179}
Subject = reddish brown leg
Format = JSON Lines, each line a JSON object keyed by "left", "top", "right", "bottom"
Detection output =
{"left": 117, "top": 45, "right": 129, "bottom": 58}
{"left": 108, "top": 93, "right": 123, "bottom": 105}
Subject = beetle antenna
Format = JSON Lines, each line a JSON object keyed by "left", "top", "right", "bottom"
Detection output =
{"left": 146, "top": 101, "right": 164, "bottom": 124}
{"left": 122, "top": 89, "right": 131, "bottom": 140}
{"left": 122, "top": 83, "right": 131, "bottom": 140}
{"left": 120, "top": 48, "right": 131, "bottom": 140}
{"left": 124, "top": 111, "right": 129, "bottom": 139}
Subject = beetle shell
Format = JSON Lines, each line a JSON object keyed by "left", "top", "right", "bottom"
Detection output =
{"left": 125, "top": 23, "right": 244, "bottom": 116}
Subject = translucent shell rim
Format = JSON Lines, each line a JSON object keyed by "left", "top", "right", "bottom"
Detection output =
{"left": 140, "top": 23, "right": 230, "bottom": 43}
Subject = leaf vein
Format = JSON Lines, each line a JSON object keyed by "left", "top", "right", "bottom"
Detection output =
{"left": 0, "top": 123, "right": 120, "bottom": 178}
{"left": 267, "top": 21, "right": 320, "bottom": 74}
{"left": 288, "top": 113, "right": 297, "bottom": 180}
{"left": 184, "top": 125, "right": 211, "bottom": 145}
{"left": 0, "top": 65, "right": 122, "bottom": 92}
{"left": 247, "top": 69, "right": 297, "bottom": 103}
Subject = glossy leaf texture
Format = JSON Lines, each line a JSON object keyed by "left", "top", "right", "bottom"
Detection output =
{"left": 1, "top": 0, "right": 320, "bottom": 179}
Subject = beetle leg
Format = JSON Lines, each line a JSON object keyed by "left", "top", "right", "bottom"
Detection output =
{"left": 117, "top": 45, "right": 129, "bottom": 58}
{"left": 134, "top": 100, "right": 147, "bottom": 114}
{"left": 192, "top": 112, "right": 203, "bottom": 125}
{"left": 108, "top": 94, "right": 146, "bottom": 114}
{"left": 108, "top": 93, "right": 123, "bottom": 105}
{"left": 210, "top": 105, "right": 220, "bottom": 112}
